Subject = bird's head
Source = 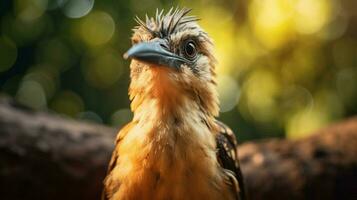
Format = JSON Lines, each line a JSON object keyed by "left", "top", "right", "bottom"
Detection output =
{"left": 125, "top": 8, "right": 219, "bottom": 117}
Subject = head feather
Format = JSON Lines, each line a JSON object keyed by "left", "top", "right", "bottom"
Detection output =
{"left": 135, "top": 7, "right": 199, "bottom": 37}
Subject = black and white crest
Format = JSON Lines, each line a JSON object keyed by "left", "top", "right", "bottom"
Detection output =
{"left": 134, "top": 7, "right": 200, "bottom": 38}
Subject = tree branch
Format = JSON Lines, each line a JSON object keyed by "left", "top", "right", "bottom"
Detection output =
{"left": 239, "top": 117, "right": 357, "bottom": 200}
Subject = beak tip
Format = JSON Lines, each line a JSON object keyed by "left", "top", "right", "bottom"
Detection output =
{"left": 123, "top": 52, "right": 129, "bottom": 60}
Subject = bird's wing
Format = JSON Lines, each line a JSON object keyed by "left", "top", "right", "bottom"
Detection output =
{"left": 215, "top": 120, "right": 246, "bottom": 200}
{"left": 101, "top": 122, "right": 134, "bottom": 200}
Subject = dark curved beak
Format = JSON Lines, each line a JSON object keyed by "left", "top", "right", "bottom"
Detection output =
{"left": 123, "top": 39, "right": 191, "bottom": 69}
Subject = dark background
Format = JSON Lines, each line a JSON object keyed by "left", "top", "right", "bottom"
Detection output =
{"left": 1, "top": 0, "right": 357, "bottom": 141}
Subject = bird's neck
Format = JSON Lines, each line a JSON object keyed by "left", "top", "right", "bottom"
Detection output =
{"left": 129, "top": 67, "right": 216, "bottom": 132}
{"left": 127, "top": 67, "right": 219, "bottom": 154}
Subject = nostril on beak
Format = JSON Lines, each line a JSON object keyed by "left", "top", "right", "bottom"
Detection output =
{"left": 159, "top": 43, "right": 168, "bottom": 50}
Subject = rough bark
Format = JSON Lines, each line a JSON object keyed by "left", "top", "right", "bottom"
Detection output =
{"left": 0, "top": 98, "right": 356, "bottom": 200}
{"left": 0, "top": 98, "right": 116, "bottom": 200}
{"left": 239, "top": 118, "right": 357, "bottom": 200}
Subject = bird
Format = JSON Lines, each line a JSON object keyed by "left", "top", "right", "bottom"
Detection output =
{"left": 102, "top": 8, "right": 245, "bottom": 200}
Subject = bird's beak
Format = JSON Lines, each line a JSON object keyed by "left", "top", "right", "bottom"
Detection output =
{"left": 123, "top": 39, "right": 190, "bottom": 69}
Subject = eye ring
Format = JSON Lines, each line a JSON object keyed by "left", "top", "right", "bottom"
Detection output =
{"left": 183, "top": 40, "right": 197, "bottom": 60}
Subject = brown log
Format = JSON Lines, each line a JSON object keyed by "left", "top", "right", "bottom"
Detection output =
{"left": 239, "top": 118, "right": 357, "bottom": 200}
{"left": 0, "top": 98, "right": 116, "bottom": 200}
{"left": 0, "top": 98, "right": 356, "bottom": 200}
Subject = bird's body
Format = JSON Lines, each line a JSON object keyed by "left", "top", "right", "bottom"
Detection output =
{"left": 102, "top": 8, "right": 245, "bottom": 200}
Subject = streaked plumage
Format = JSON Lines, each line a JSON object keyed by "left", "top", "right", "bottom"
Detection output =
{"left": 102, "top": 8, "right": 245, "bottom": 200}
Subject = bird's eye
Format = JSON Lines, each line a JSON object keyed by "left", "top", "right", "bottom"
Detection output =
{"left": 184, "top": 40, "right": 197, "bottom": 59}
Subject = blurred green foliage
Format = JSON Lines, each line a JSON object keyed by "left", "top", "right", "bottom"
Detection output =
{"left": 1, "top": 0, "right": 357, "bottom": 141}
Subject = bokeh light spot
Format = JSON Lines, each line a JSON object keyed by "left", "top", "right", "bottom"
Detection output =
{"left": 286, "top": 108, "right": 327, "bottom": 139}
{"left": 243, "top": 69, "right": 280, "bottom": 122}
{"left": 77, "top": 111, "right": 103, "bottom": 123}
{"left": 318, "top": 13, "right": 348, "bottom": 40}
{"left": 286, "top": 89, "right": 343, "bottom": 139}
{"left": 111, "top": 108, "right": 133, "bottom": 128}
{"left": 83, "top": 49, "right": 123, "bottom": 89}
{"left": 294, "top": 0, "right": 331, "bottom": 34}
{"left": 199, "top": 6, "right": 235, "bottom": 75}
{"left": 217, "top": 75, "right": 240, "bottom": 112}
{"left": 249, "top": 0, "right": 295, "bottom": 49}
{"left": 50, "top": 90, "right": 84, "bottom": 117}
{"left": 14, "top": 0, "right": 48, "bottom": 22}
{"left": 16, "top": 80, "right": 47, "bottom": 109}
{"left": 62, "top": 0, "right": 94, "bottom": 18}
{"left": 23, "top": 67, "right": 57, "bottom": 99}
{"left": 0, "top": 37, "right": 18, "bottom": 72}
{"left": 2, "top": 13, "right": 48, "bottom": 46}
{"left": 80, "top": 11, "right": 115, "bottom": 46}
